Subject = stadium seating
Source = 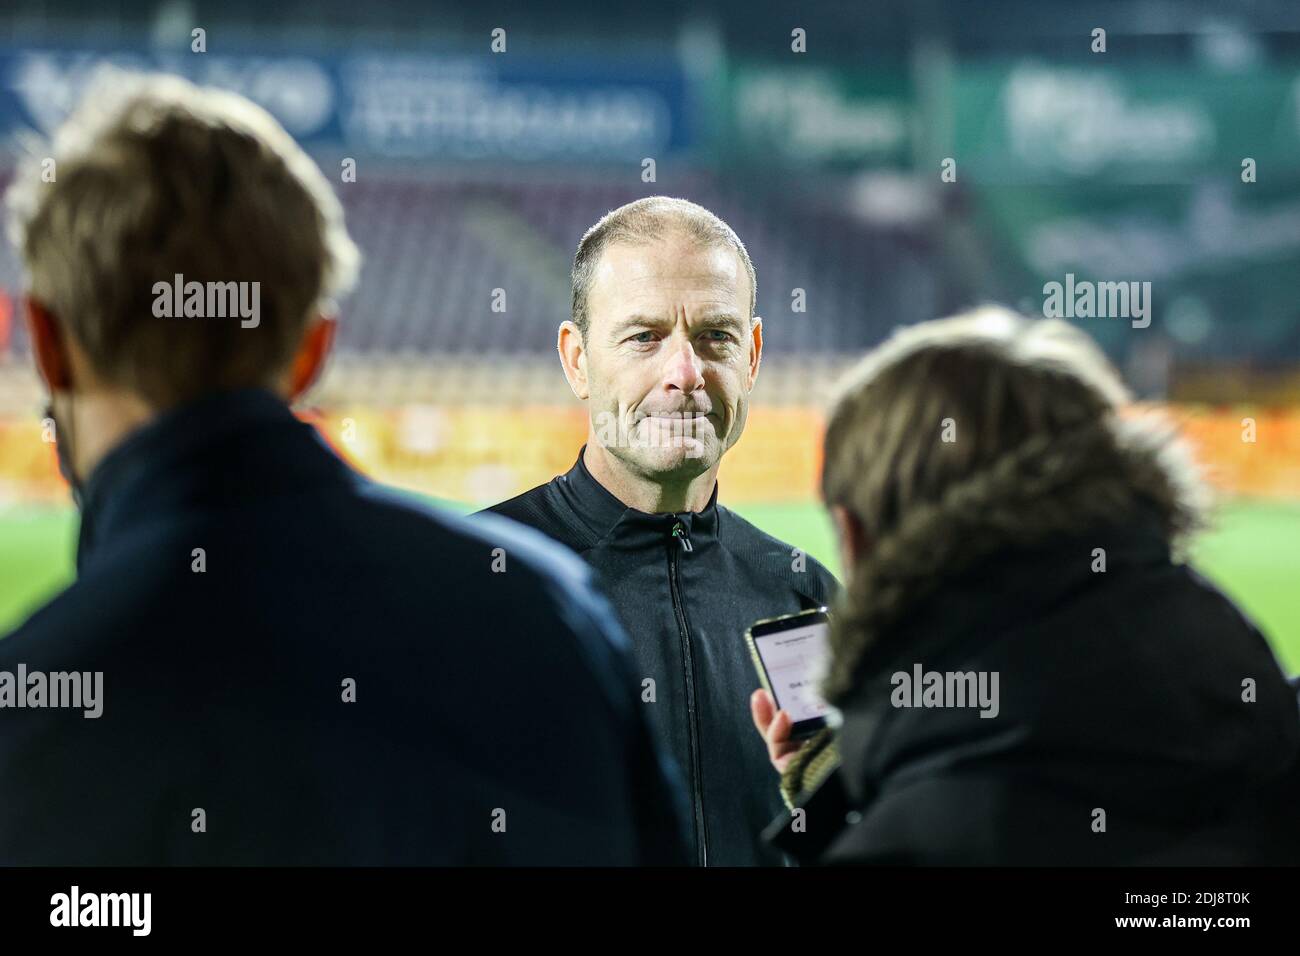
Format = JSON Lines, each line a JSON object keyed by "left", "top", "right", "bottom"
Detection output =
{"left": 0, "top": 167, "right": 940, "bottom": 364}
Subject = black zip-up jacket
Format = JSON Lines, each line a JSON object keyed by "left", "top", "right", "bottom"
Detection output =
{"left": 485, "top": 449, "right": 839, "bottom": 865}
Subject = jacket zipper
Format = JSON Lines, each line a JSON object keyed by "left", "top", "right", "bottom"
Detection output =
{"left": 668, "top": 520, "right": 707, "bottom": 865}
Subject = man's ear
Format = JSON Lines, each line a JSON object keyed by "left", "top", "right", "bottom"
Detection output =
{"left": 830, "top": 504, "right": 867, "bottom": 575}
{"left": 286, "top": 315, "right": 337, "bottom": 401}
{"left": 557, "top": 320, "right": 589, "bottom": 400}
{"left": 26, "top": 297, "right": 74, "bottom": 392}
{"left": 747, "top": 316, "right": 763, "bottom": 391}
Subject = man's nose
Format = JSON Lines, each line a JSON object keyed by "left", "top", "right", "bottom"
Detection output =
{"left": 662, "top": 338, "right": 705, "bottom": 393}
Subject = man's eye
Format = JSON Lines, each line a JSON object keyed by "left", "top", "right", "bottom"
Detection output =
{"left": 630, "top": 332, "right": 657, "bottom": 344}
{"left": 702, "top": 330, "right": 732, "bottom": 342}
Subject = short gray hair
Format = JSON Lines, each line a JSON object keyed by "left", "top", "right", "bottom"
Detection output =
{"left": 570, "top": 196, "right": 756, "bottom": 339}
{"left": 6, "top": 70, "right": 360, "bottom": 408}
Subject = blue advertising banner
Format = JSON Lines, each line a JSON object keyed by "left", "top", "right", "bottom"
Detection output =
{"left": 0, "top": 45, "right": 691, "bottom": 160}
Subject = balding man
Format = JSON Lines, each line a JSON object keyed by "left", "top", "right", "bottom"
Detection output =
{"left": 485, "top": 197, "right": 838, "bottom": 865}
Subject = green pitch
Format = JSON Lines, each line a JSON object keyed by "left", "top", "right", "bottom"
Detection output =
{"left": 1, "top": 500, "right": 1297, "bottom": 673}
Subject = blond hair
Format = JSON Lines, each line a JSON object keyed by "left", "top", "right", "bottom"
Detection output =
{"left": 6, "top": 71, "right": 360, "bottom": 408}
{"left": 820, "top": 307, "right": 1209, "bottom": 704}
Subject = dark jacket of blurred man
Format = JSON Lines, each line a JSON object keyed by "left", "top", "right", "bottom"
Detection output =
{"left": 757, "top": 309, "right": 1300, "bottom": 865}
{"left": 0, "top": 75, "right": 688, "bottom": 866}
{"left": 484, "top": 198, "right": 838, "bottom": 866}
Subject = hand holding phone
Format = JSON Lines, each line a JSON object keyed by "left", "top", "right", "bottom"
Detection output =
{"left": 750, "top": 688, "right": 804, "bottom": 773}
{"left": 745, "top": 607, "right": 832, "bottom": 743}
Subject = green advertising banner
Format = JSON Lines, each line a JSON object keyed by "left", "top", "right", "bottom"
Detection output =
{"left": 721, "top": 61, "right": 913, "bottom": 167}
{"left": 713, "top": 57, "right": 1300, "bottom": 357}
{"left": 951, "top": 62, "right": 1300, "bottom": 182}
{"left": 966, "top": 180, "right": 1300, "bottom": 357}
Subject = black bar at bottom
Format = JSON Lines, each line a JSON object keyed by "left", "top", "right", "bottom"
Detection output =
{"left": 0, "top": 865, "right": 1292, "bottom": 942}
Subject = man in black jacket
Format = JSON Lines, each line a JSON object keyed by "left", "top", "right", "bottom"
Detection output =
{"left": 0, "top": 76, "right": 687, "bottom": 865}
{"left": 485, "top": 198, "right": 838, "bottom": 865}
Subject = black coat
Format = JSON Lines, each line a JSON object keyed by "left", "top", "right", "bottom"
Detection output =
{"left": 771, "top": 510, "right": 1300, "bottom": 865}
{"left": 0, "top": 390, "right": 689, "bottom": 865}
{"left": 485, "top": 450, "right": 839, "bottom": 865}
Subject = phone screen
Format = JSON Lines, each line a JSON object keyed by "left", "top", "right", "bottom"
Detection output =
{"left": 752, "top": 618, "right": 831, "bottom": 724}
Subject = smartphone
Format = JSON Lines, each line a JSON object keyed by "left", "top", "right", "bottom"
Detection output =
{"left": 745, "top": 607, "right": 832, "bottom": 739}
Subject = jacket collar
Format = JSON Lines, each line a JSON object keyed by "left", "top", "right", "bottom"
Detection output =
{"left": 75, "top": 389, "right": 348, "bottom": 571}
{"left": 555, "top": 445, "right": 721, "bottom": 549}
{"left": 846, "top": 507, "right": 1173, "bottom": 692}
{"left": 831, "top": 509, "right": 1299, "bottom": 812}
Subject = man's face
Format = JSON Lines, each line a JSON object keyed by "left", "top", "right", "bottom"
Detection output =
{"left": 579, "top": 231, "right": 761, "bottom": 482}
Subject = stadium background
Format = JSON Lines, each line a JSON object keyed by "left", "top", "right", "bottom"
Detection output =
{"left": 0, "top": 0, "right": 1296, "bottom": 670}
